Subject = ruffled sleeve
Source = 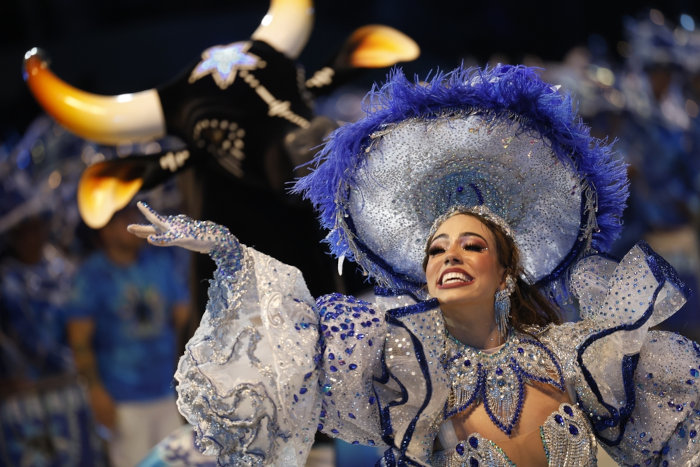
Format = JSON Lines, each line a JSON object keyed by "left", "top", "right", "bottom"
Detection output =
{"left": 174, "top": 245, "right": 322, "bottom": 466}
{"left": 541, "top": 242, "right": 699, "bottom": 466}
{"left": 174, "top": 238, "right": 447, "bottom": 465}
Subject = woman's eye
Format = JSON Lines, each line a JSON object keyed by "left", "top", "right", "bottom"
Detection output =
{"left": 463, "top": 244, "right": 486, "bottom": 252}
{"left": 428, "top": 246, "right": 445, "bottom": 256}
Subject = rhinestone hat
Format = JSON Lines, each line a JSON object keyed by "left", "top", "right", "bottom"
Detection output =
{"left": 293, "top": 64, "right": 629, "bottom": 291}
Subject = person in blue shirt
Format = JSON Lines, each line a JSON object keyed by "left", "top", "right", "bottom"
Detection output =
{"left": 67, "top": 204, "right": 190, "bottom": 467}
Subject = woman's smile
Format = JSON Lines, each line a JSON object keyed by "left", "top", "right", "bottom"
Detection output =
{"left": 437, "top": 267, "right": 474, "bottom": 288}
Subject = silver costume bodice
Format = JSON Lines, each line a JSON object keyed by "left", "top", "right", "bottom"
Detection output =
{"left": 432, "top": 402, "right": 596, "bottom": 466}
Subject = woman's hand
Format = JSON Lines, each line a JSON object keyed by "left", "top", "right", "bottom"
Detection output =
{"left": 127, "top": 202, "right": 233, "bottom": 254}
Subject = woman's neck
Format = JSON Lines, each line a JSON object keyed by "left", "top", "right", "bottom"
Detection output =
{"left": 443, "top": 309, "right": 503, "bottom": 349}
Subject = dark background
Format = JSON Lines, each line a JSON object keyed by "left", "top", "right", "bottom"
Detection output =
{"left": 1, "top": 0, "right": 698, "bottom": 140}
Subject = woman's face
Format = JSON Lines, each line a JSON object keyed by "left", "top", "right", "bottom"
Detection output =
{"left": 425, "top": 214, "right": 505, "bottom": 312}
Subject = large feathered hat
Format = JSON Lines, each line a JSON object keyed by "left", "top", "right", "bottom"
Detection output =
{"left": 294, "top": 64, "right": 629, "bottom": 293}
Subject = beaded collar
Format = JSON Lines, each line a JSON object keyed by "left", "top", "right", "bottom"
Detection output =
{"left": 442, "top": 328, "right": 565, "bottom": 435}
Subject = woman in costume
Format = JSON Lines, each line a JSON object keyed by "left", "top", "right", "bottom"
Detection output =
{"left": 128, "top": 65, "right": 698, "bottom": 466}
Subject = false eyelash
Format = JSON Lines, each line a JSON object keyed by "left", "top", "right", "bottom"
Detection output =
{"left": 428, "top": 247, "right": 445, "bottom": 255}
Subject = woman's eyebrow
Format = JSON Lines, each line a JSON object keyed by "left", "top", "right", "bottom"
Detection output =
{"left": 459, "top": 232, "right": 487, "bottom": 242}
{"left": 430, "top": 231, "right": 487, "bottom": 243}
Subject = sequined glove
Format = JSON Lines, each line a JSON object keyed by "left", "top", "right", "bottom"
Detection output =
{"left": 128, "top": 202, "right": 243, "bottom": 275}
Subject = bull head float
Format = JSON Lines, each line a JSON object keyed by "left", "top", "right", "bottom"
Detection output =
{"left": 23, "top": 0, "right": 419, "bottom": 227}
{"left": 23, "top": 0, "right": 419, "bottom": 297}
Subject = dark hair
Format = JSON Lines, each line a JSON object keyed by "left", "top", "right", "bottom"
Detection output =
{"left": 423, "top": 213, "right": 561, "bottom": 331}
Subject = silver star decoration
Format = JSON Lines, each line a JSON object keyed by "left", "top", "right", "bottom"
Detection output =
{"left": 188, "top": 41, "right": 265, "bottom": 90}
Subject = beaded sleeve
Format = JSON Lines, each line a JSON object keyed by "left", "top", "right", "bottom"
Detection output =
{"left": 540, "top": 242, "right": 700, "bottom": 466}
{"left": 313, "top": 293, "right": 387, "bottom": 446}
{"left": 174, "top": 243, "right": 322, "bottom": 466}
{"left": 314, "top": 294, "right": 449, "bottom": 464}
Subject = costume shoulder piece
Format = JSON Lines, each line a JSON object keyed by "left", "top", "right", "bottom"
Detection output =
{"left": 539, "top": 243, "right": 698, "bottom": 466}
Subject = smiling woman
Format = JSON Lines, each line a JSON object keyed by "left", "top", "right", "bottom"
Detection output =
{"left": 128, "top": 64, "right": 698, "bottom": 466}
{"left": 424, "top": 211, "right": 560, "bottom": 346}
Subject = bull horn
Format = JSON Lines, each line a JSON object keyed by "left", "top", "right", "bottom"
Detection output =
{"left": 251, "top": 0, "right": 314, "bottom": 59}
{"left": 23, "top": 48, "right": 166, "bottom": 145}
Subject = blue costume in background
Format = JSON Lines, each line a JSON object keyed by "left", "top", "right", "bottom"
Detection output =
{"left": 0, "top": 247, "right": 107, "bottom": 466}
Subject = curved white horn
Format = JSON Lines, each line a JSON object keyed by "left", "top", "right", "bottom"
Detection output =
{"left": 251, "top": 0, "right": 314, "bottom": 59}
{"left": 23, "top": 48, "right": 166, "bottom": 145}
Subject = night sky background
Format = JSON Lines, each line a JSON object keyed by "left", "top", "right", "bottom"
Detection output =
{"left": 1, "top": 0, "right": 699, "bottom": 140}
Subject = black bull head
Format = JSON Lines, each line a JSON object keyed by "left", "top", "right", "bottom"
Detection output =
{"left": 23, "top": 0, "right": 419, "bottom": 297}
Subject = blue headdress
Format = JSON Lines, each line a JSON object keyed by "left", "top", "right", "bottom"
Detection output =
{"left": 293, "top": 64, "right": 628, "bottom": 293}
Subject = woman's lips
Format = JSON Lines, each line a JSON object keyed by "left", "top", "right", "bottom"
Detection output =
{"left": 437, "top": 268, "right": 474, "bottom": 289}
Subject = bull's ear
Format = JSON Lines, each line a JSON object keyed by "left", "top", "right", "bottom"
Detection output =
{"left": 78, "top": 150, "right": 191, "bottom": 228}
{"left": 340, "top": 25, "right": 420, "bottom": 69}
{"left": 305, "top": 25, "right": 420, "bottom": 95}
{"left": 78, "top": 161, "right": 144, "bottom": 228}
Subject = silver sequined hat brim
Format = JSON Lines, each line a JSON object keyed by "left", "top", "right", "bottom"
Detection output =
{"left": 344, "top": 114, "right": 586, "bottom": 287}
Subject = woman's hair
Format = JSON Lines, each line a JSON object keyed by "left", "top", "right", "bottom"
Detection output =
{"left": 423, "top": 212, "right": 562, "bottom": 331}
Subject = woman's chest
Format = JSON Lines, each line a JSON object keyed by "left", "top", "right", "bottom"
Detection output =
{"left": 436, "top": 394, "right": 596, "bottom": 466}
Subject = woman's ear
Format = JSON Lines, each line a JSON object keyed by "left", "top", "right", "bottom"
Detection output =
{"left": 498, "top": 268, "right": 509, "bottom": 291}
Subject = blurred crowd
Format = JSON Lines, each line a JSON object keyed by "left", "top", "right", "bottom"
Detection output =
{"left": 1, "top": 6, "right": 699, "bottom": 466}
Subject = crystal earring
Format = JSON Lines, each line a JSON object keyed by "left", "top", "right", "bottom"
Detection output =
{"left": 494, "top": 276, "right": 515, "bottom": 339}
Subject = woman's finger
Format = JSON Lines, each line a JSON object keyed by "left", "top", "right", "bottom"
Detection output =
{"left": 136, "top": 201, "right": 169, "bottom": 231}
{"left": 147, "top": 233, "right": 175, "bottom": 246}
{"left": 126, "top": 224, "right": 156, "bottom": 238}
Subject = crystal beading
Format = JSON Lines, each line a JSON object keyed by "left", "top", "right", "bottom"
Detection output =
{"left": 442, "top": 329, "right": 566, "bottom": 435}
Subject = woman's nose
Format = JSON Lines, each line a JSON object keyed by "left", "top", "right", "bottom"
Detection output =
{"left": 444, "top": 248, "right": 462, "bottom": 264}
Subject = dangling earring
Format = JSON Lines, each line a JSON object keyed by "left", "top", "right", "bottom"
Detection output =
{"left": 494, "top": 276, "right": 515, "bottom": 340}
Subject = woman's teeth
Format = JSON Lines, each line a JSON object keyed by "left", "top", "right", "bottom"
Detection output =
{"left": 441, "top": 271, "right": 471, "bottom": 285}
